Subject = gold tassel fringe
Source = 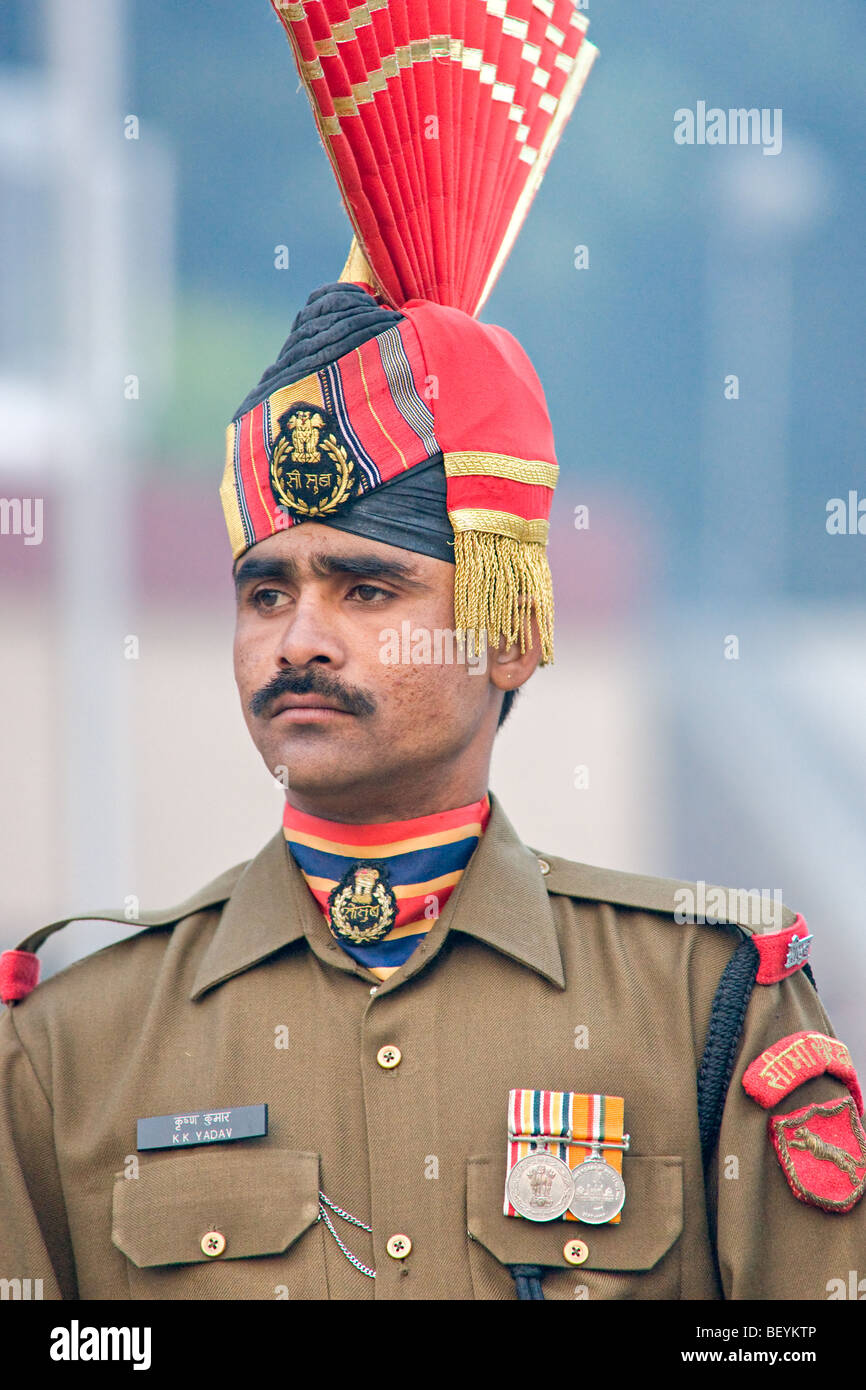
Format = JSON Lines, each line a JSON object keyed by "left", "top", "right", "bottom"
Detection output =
{"left": 452, "top": 531, "right": 555, "bottom": 666}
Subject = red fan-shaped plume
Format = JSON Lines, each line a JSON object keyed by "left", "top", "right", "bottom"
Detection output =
{"left": 270, "top": 0, "right": 597, "bottom": 316}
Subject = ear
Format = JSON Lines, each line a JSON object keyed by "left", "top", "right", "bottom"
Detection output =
{"left": 488, "top": 608, "right": 544, "bottom": 696}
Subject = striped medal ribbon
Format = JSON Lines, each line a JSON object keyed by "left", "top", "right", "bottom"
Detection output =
{"left": 504, "top": 1089, "right": 629, "bottom": 1225}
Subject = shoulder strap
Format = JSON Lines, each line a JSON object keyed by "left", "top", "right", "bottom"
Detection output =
{"left": 533, "top": 851, "right": 799, "bottom": 933}
{"left": 14, "top": 860, "right": 246, "bottom": 956}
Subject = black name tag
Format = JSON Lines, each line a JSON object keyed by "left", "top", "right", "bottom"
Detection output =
{"left": 137, "top": 1104, "right": 268, "bottom": 1151}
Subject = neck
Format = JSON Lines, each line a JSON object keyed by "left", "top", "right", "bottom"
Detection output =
{"left": 283, "top": 763, "right": 491, "bottom": 824}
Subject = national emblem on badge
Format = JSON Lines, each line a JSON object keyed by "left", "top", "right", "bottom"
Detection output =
{"left": 269, "top": 403, "right": 356, "bottom": 518}
{"left": 784, "top": 931, "right": 813, "bottom": 970}
{"left": 752, "top": 912, "right": 813, "bottom": 984}
{"left": 328, "top": 861, "right": 398, "bottom": 945}
{"left": 506, "top": 1144, "right": 575, "bottom": 1222}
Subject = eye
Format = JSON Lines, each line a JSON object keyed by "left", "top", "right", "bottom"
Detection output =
{"left": 348, "top": 583, "right": 393, "bottom": 603}
{"left": 251, "top": 587, "right": 289, "bottom": 611}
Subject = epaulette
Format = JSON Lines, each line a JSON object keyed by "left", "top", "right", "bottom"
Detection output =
{"left": 530, "top": 849, "right": 817, "bottom": 1171}
{"left": 0, "top": 860, "right": 246, "bottom": 1007}
{"left": 532, "top": 851, "right": 813, "bottom": 985}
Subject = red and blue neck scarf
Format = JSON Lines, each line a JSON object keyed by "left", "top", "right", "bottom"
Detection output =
{"left": 283, "top": 793, "right": 491, "bottom": 980}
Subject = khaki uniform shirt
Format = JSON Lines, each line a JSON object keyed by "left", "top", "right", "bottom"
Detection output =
{"left": 1, "top": 796, "right": 863, "bottom": 1300}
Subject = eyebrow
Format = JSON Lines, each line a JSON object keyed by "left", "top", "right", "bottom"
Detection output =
{"left": 233, "top": 549, "right": 428, "bottom": 596}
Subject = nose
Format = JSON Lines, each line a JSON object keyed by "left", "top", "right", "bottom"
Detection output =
{"left": 273, "top": 592, "right": 345, "bottom": 669}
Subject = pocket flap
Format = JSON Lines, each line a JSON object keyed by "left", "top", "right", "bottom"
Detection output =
{"left": 113, "top": 1149, "right": 320, "bottom": 1268}
{"left": 467, "top": 1154, "right": 683, "bottom": 1271}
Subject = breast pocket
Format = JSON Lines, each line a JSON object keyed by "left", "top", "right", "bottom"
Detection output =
{"left": 112, "top": 1148, "right": 327, "bottom": 1299}
{"left": 467, "top": 1154, "right": 684, "bottom": 1300}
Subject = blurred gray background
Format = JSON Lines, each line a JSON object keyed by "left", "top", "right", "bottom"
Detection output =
{"left": 1, "top": 1, "right": 864, "bottom": 1066}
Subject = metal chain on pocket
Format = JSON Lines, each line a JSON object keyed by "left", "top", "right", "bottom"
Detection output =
{"left": 317, "top": 1191, "right": 376, "bottom": 1278}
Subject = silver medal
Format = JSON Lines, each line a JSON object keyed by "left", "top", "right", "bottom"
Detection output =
{"left": 507, "top": 1145, "right": 575, "bottom": 1222}
{"left": 568, "top": 1148, "right": 626, "bottom": 1225}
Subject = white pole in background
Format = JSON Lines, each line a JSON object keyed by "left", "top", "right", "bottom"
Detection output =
{"left": 48, "top": 0, "right": 134, "bottom": 939}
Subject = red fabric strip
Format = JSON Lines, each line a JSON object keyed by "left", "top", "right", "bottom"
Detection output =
{"left": 446, "top": 474, "right": 554, "bottom": 522}
{"left": 238, "top": 403, "right": 278, "bottom": 543}
{"left": 753, "top": 914, "right": 813, "bottom": 984}
{"left": 0, "top": 949, "right": 40, "bottom": 1004}
{"left": 401, "top": 300, "right": 557, "bottom": 463}
{"left": 339, "top": 333, "right": 432, "bottom": 480}
{"left": 282, "top": 792, "right": 491, "bottom": 846}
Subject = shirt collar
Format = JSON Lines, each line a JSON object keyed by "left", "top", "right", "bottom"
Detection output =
{"left": 190, "top": 793, "right": 565, "bottom": 999}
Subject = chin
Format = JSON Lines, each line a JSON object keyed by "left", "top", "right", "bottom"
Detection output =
{"left": 265, "top": 745, "right": 375, "bottom": 798}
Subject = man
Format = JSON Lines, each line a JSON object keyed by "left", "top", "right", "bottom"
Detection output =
{"left": 1, "top": 272, "right": 864, "bottom": 1299}
{"left": 1, "top": 2, "right": 864, "bottom": 1302}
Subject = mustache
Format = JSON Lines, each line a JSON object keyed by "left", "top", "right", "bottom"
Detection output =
{"left": 249, "top": 667, "right": 377, "bottom": 719}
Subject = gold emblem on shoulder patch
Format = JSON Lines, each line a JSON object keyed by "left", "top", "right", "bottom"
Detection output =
{"left": 270, "top": 404, "right": 356, "bottom": 517}
{"left": 328, "top": 862, "right": 397, "bottom": 946}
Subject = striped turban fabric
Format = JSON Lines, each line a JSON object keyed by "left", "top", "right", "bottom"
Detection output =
{"left": 221, "top": 281, "right": 559, "bottom": 662}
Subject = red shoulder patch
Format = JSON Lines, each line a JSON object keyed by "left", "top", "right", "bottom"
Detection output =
{"left": 771, "top": 1096, "right": 866, "bottom": 1213}
{"left": 753, "top": 913, "right": 813, "bottom": 984}
{"left": 743, "top": 1031, "right": 863, "bottom": 1114}
{"left": 0, "top": 950, "right": 40, "bottom": 1005}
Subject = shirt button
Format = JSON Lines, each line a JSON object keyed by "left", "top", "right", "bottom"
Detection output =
{"left": 201, "top": 1230, "right": 226, "bottom": 1257}
{"left": 377, "top": 1044, "right": 401, "bottom": 1069}
{"left": 386, "top": 1233, "right": 412, "bottom": 1259}
{"left": 537, "top": 857, "right": 551, "bottom": 875}
{"left": 563, "top": 1238, "right": 589, "bottom": 1265}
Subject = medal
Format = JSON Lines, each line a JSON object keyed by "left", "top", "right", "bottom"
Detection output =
{"left": 568, "top": 1144, "right": 627, "bottom": 1224}
{"left": 506, "top": 1143, "right": 575, "bottom": 1222}
{"left": 504, "top": 1090, "right": 629, "bottom": 1225}
{"left": 328, "top": 861, "right": 397, "bottom": 945}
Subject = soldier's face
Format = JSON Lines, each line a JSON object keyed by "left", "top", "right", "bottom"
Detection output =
{"left": 232, "top": 523, "right": 536, "bottom": 815}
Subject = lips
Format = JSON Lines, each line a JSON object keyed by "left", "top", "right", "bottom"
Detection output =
{"left": 269, "top": 693, "right": 352, "bottom": 717}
